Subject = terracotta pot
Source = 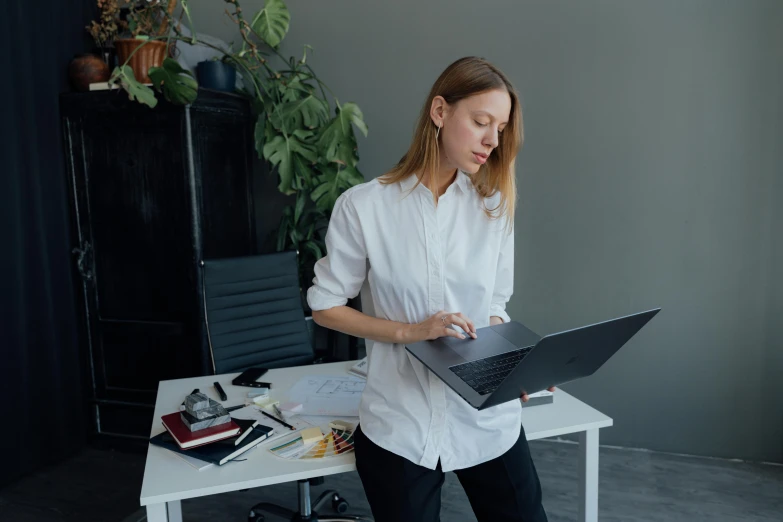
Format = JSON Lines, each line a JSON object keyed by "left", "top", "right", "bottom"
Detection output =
{"left": 114, "top": 39, "right": 168, "bottom": 83}
{"left": 68, "top": 54, "right": 111, "bottom": 92}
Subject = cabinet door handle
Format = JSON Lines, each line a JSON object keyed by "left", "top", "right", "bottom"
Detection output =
{"left": 72, "top": 241, "right": 93, "bottom": 282}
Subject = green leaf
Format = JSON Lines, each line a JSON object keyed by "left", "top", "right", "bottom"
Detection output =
{"left": 277, "top": 208, "right": 292, "bottom": 251}
{"left": 148, "top": 58, "right": 199, "bottom": 105}
{"left": 303, "top": 240, "right": 322, "bottom": 261}
{"left": 110, "top": 66, "right": 157, "bottom": 108}
{"left": 294, "top": 191, "right": 306, "bottom": 223}
{"left": 250, "top": 0, "right": 290, "bottom": 48}
{"left": 311, "top": 164, "right": 364, "bottom": 212}
{"left": 317, "top": 103, "right": 368, "bottom": 166}
{"left": 262, "top": 133, "right": 318, "bottom": 194}
{"left": 270, "top": 94, "right": 328, "bottom": 131}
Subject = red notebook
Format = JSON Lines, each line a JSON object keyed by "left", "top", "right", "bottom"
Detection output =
{"left": 161, "top": 412, "right": 240, "bottom": 449}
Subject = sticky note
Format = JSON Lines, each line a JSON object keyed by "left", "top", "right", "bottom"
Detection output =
{"left": 329, "top": 420, "right": 353, "bottom": 431}
{"left": 300, "top": 427, "right": 323, "bottom": 445}
{"left": 253, "top": 396, "right": 278, "bottom": 408}
{"left": 279, "top": 401, "right": 303, "bottom": 413}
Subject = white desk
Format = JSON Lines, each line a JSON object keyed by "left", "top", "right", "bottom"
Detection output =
{"left": 140, "top": 361, "right": 612, "bottom": 522}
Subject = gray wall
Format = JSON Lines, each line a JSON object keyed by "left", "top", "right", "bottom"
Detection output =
{"left": 186, "top": 0, "right": 783, "bottom": 463}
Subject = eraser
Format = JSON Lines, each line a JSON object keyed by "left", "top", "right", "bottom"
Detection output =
{"left": 279, "top": 401, "right": 302, "bottom": 413}
{"left": 329, "top": 420, "right": 353, "bottom": 431}
{"left": 253, "top": 396, "right": 279, "bottom": 408}
{"left": 300, "top": 427, "right": 323, "bottom": 445}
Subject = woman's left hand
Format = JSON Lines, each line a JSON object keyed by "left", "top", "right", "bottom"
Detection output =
{"left": 521, "top": 387, "right": 556, "bottom": 402}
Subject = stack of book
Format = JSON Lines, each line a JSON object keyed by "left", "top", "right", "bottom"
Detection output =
{"left": 149, "top": 392, "right": 275, "bottom": 470}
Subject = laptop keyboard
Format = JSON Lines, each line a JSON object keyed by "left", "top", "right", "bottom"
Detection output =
{"left": 449, "top": 347, "right": 532, "bottom": 396}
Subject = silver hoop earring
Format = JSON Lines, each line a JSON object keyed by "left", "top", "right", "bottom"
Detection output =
{"left": 436, "top": 125, "right": 441, "bottom": 140}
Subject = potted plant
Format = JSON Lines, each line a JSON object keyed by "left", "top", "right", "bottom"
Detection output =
{"left": 109, "top": 0, "right": 367, "bottom": 291}
{"left": 197, "top": 55, "right": 237, "bottom": 93}
{"left": 114, "top": 0, "right": 178, "bottom": 84}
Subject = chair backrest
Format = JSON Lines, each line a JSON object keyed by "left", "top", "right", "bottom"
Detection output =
{"left": 201, "top": 251, "right": 315, "bottom": 374}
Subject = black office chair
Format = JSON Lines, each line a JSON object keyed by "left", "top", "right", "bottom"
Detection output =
{"left": 201, "top": 251, "right": 372, "bottom": 522}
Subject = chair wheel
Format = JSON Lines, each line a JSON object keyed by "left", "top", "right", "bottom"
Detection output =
{"left": 248, "top": 511, "right": 264, "bottom": 522}
{"left": 332, "top": 495, "right": 349, "bottom": 513}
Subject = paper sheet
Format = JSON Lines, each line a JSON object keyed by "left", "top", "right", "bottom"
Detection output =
{"left": 229, "top": 405, "right": 312, "bottom": 445}
{"left": 286, "top": 375, "right": 366, "bottom": 416}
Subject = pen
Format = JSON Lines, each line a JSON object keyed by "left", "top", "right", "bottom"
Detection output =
{"left": 272, "top": 404, "right": 284, "bottom": 419}
{"left": 260, "top": 409, "right": 297, "bottom": 431}
{"left": 213, "top": 381, "right": 228, "bottom": 401}
{"left": 234, "top": 420, "right": 260, "bottom": 446}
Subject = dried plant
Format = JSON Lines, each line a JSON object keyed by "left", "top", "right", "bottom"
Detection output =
{"left": 126, "top": 0, "right": 178, "bottom": 38}
{"left": 86, "top": 0, "right": 122, "bottom": 48}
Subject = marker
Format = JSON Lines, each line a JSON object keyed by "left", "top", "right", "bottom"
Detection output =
{"left": 213, "top": 381, "right": 227, "bottom": 401}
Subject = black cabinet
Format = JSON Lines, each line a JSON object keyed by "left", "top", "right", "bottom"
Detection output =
{"left": 60, "top": 89, "right": 272, "bottom": 440}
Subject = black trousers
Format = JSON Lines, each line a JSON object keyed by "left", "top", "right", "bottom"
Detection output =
{"left": 354, "top": 424, "right": 548, "bottom": 522}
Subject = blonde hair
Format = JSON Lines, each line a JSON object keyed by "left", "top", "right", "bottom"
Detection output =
{"left": 379, "top": 56, "right": 523, "bottom": 228}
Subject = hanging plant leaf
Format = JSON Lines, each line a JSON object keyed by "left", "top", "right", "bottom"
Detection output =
{"left": 317, "top": 102, "right": 368, "bottom": 166}
{"left": 148, "top": 58, "right": 199, "bottom": 105}
{"left": 269, "top": 94, "right": 328, "bottom": 131}
{"left": 262, "top": 133, "right": 318, "bottom": 195}
{"left": 110, "top": 65, "right": 157, "bottom": 108}
{"left": 311, "top": 164, "right": 364, "bottom": 213}
{"left": 250, "top": 0, "right": 290, "bottom": 48}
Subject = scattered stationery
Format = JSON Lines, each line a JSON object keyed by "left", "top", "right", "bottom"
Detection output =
{"left": 213, "top": 381, "right": 228, "bottom": 401}
{"left": 300, "top": 427, "right": 323, "bottom": 445}
{"left": 278, "top": 401, "right": 303, "bottom": 414}
{"left": 234, "top": 419, "right": 260, "bottom": 446}
{"left": 260, "top": 409, "right": 297, "bottom": 431}
{"left": 151, "top": 418, "right": 274, "bottom": 466}
{"left": 348, "top": 357, "right": 368, "bottom": 379}
{"left": 287, "top": 375, "right": 365, "bottom": 416}
{"left": 268, "top": 424, "right": 356, "bottom": 461}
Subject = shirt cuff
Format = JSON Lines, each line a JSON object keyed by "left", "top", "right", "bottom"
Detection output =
{"left": 489, "top": 306, "right": 511, "bottom": 324}
{"left": 307, "top": 284, "right": 349, "bottom": 311}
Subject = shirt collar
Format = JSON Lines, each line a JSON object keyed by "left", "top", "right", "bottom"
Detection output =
{"left": 400, "top": 170, "right": 471, "bottom": 195}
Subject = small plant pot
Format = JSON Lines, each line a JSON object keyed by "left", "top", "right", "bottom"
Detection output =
{"left": 115, "top": 39, "right": 168, "bottom": 83}
{"left": 197, "top": 60, "right": 236, "bottom": 92}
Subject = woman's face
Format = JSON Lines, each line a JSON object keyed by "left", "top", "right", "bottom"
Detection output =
{"left": 435, "top": 89, "right": 511, "bottom": 175}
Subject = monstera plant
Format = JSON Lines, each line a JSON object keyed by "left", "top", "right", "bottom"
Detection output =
{"left": 109, "top": 0, "right": 367, "bottom": 288}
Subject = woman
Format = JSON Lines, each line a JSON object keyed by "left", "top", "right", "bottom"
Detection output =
{"left": 308, "top": 56, "right": 551, "bottom": 522}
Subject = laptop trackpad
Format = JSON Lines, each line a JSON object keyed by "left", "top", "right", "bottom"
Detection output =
{"left": 441, "top": 329, "right": 519, "bottom": 362}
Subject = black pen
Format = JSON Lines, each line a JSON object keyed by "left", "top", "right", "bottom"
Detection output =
{"left": 260, "top": 409, "right": 297, "bottom": 431}
{"left": 213, "top": 381, "right": 228, "bottom": 401}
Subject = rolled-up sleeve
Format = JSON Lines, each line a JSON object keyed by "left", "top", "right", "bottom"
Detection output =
{"left": 489, "top": 225, "right": 514, "bottom": 323}
{"left": 307, "top": 191, "right": 367, "bottom": 311}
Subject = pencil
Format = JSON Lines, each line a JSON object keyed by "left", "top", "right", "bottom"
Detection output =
{"left": 260, "top": 409, "right": 297, "bottom": 431}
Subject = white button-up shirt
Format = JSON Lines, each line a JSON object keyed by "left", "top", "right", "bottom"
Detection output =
{"left": 306, "top": 170, "right": 521, "bottom": 472}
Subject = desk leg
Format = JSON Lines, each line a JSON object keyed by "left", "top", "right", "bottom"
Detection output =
{"left": 146, "top": 500, "right": 183, "bottom": 522}
{"left": 578, "top": 429, "right": 599, "bottom": 522}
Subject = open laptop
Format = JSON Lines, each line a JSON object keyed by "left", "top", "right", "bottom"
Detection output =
{"left": 405, "top": 308, "right": 660, "bottom": 410}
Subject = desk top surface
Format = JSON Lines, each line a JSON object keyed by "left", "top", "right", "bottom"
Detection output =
{"left": 140, "top": 360, "right": 612, "bottom": 506}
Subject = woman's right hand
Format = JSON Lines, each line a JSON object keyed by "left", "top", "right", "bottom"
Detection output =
{"left": 405, "top": 310, "right": 478, "bottom": 343}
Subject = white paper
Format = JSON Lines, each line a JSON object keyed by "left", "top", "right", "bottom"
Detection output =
{"left": 229, "top": 405, "right": 312, "bottom": 445}
{"left": 286, "top": 375, "right": 366, "bottom": 416}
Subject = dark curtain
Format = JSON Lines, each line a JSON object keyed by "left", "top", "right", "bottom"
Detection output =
{"left": 0, "top": 0, "right": 96, "bottom": 486}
